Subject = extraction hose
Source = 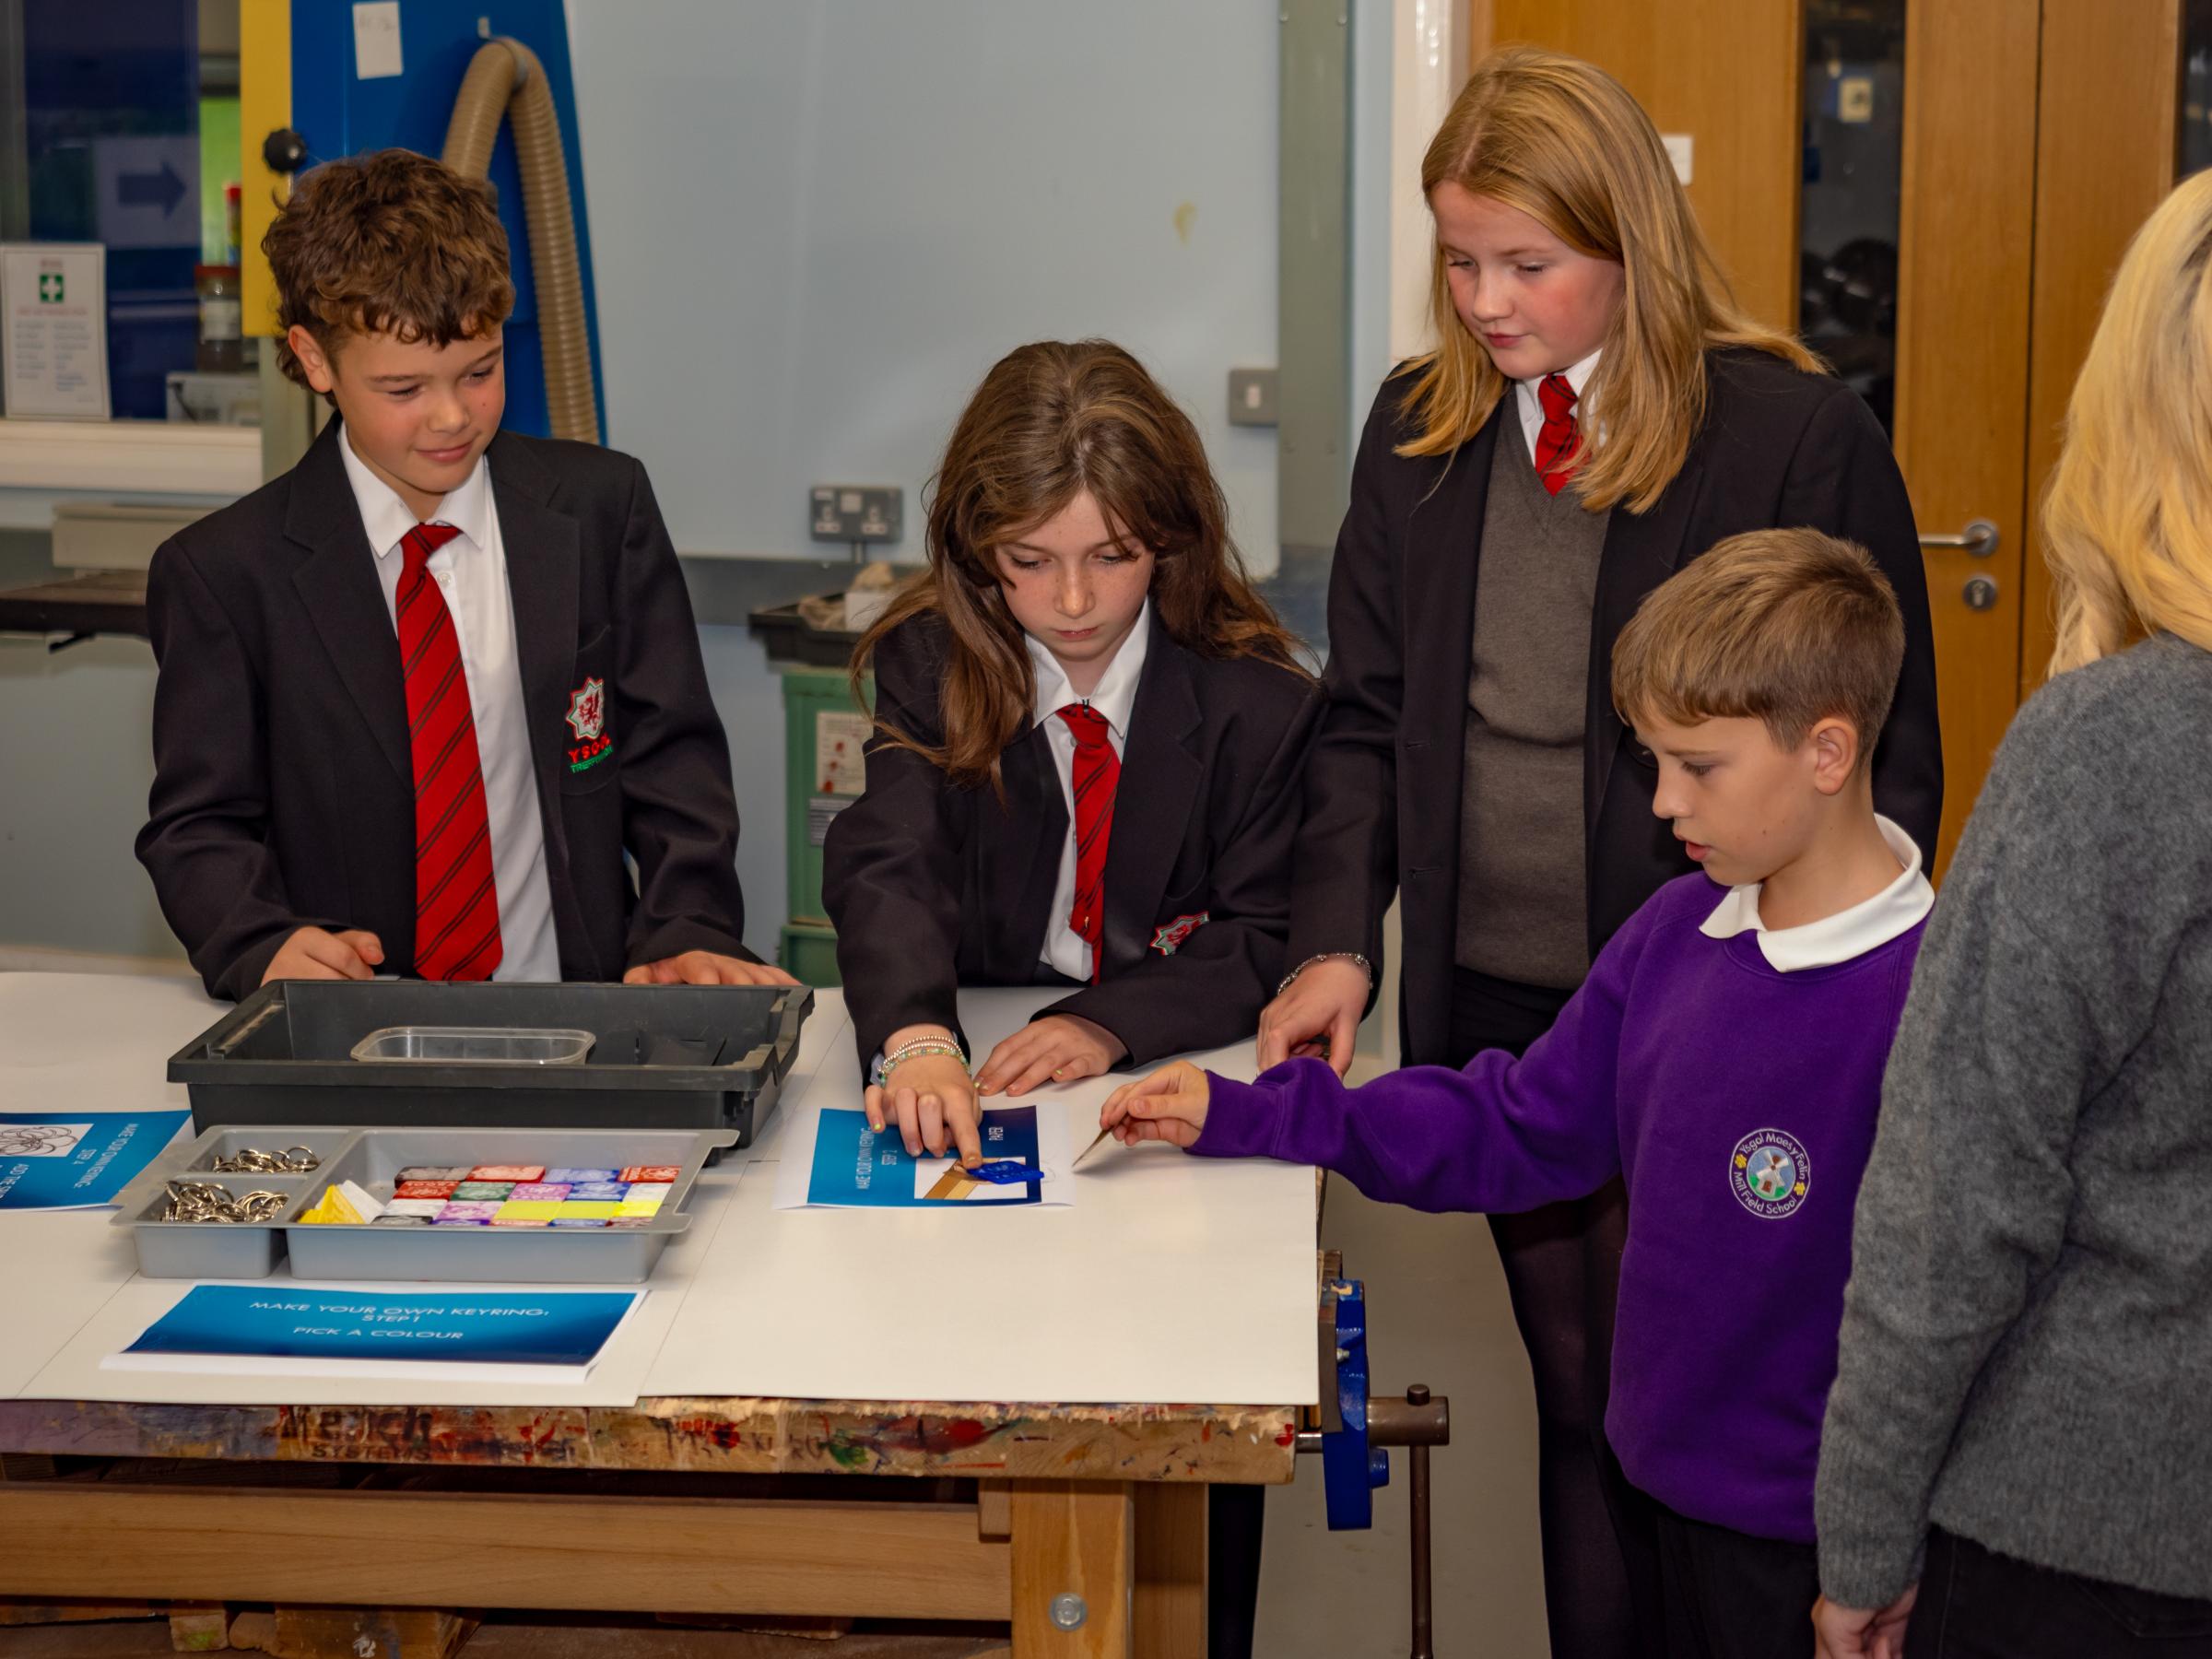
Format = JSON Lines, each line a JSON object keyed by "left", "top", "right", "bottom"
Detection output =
{"left": 441, "top": 37, "right": 600, "bottom": 445}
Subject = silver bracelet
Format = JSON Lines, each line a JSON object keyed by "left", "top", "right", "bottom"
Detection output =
{"left": 1277, "top": 952, "right": 1373, "bottom": 997}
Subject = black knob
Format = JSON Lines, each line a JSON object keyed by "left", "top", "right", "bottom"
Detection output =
{"left": 262, "top": 129, "right": 309, "bottom": 174}
{"left": 1406, "top": 1383, "right": 1430, "bottom": 1406}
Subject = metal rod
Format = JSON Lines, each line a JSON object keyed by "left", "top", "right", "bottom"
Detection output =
{"left": 1406, "top": 1384, "right": 1433, "bottom": 1659}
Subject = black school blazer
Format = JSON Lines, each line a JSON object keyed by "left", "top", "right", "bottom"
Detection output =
{"left": 137, "top": 421, "right": 756, "bottom": 999}
{"left": 1293, "top": 347, "right": 1945, "bottom": 1065}
{"left": 823, "top": 608, "right": 1325, "bottom": 1073}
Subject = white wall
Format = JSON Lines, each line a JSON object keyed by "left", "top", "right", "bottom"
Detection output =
{"left": 567, "top": 0, "right": 1283, "bottom": 571}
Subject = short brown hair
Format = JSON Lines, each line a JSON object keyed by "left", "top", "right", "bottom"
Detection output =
{"left": 264, "top": 148, "right": 513, "bottom": 391}
{"left": 1612, "top": 528, "right": 1904, "bottom": 764}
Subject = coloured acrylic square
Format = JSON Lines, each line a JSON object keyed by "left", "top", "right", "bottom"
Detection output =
{"left": 430, "top": 1216, "right": 488, "bottom": 1226}
{"left": 568, "top": 1182, "right": 628, "bottom": 1201}
{"left": 490, "top": 1216, "right": 549, "bottom": 1228}
{"left": 618, "top": 1194, "right": 665, "bottom": 1217}
{"left": 555, "top": 1201, "right": 620, "bottom": 1219}
{"left": 394, "top": 1180, "right": 459, "bottom": 1199}
{"left": 625, "top": 1182, "right": 672, "bottom": 1204}
{"left": 453, "top": 1182, "right": 513, "bottom": 1201}
{"left": 548, "top": 1217, "right": 609, "bottom": 1229}
{"left": 386, "top": 1198, "right": 447, "bottom": 1218}
{"left": 396, "top": 1166, "right": 474, "bottom": 1182}
{"left": 545, "top": 1168, "right": 618, "bottom": 1184}
{"left": 508, "top": 1182, "right": 571, "bottom": 1201}
{"left": 370, "top": 1213, "right": 429, "bottom": 1226}
{"left": 494, "top": 1200, "right": 561, "bottom": 1221}
{"left": 439, "top": 1201, "right": 500, "bottom": 1219}
{"left": 607, "top": 1216, "right": 651, "bottom": 1229}
{"left": 466, "top": 1165, "right": 545, "bottom": 1182}
{"left": 620, "top": 1165, "right": 682, "bottom": 1184}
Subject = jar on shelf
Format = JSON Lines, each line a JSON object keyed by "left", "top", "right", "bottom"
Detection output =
{"left": 194, "top": 264, "right": 244, "bottom": 373}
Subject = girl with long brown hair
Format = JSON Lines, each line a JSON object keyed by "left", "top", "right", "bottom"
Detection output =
{"left": 826, "top": 337, "right": 1317, "bottom": 1164}
{"left": 1253, "top": 46, "right": 1943, "bottom": 1657}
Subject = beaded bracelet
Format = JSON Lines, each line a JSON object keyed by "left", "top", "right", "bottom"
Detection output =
{"left": 871, "top": 1040, "right": 968, "bottom": 1088}
{"left": 1276, "top": 951, "right": 1374, "bottom": 998}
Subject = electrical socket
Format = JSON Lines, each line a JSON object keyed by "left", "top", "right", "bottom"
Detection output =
{"left": 1227, "top": 368, "right": 1278, "bottom": 427}
{"left": 809, "top": 485, "right": 903, "bottom": 544}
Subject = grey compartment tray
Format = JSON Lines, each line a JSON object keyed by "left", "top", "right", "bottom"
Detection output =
{"left": 169, "top": 981, "right": 811, "bottom": 1145}
{"left": 112, "top": 1124, "right": 733, "bottom": 1284}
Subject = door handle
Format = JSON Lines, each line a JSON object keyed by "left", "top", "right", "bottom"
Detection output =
{"left": 1918, "top": 518, "right": 1999, "bottom": 557}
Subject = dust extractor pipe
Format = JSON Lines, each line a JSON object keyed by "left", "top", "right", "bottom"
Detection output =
{"left": 441, "top": 37, "right": 600, "bottom": 445}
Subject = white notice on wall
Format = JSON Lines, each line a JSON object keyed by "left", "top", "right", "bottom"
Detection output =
{"left": 0, "top": 244, "right": 111, "bottom": 420}
{"left": 353, "top": 2, "right": 404, "bottom": 79}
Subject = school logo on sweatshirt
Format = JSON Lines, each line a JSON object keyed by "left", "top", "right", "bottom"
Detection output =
{"left": 1729, "top": 1129, "right": 1809, "bottom": 1218}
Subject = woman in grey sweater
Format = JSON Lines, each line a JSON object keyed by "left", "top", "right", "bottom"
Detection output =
{"left": 1811, "top": 171, "right": 2212, "bottom": 1658}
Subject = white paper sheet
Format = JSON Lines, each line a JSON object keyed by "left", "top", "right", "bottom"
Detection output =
{"left": 653, "top": 994, "right": 1320, "bottom": 1406}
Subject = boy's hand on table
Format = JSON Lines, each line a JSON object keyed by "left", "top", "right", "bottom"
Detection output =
{"left": 865, "top": 1052, "right": 982, "bottom": 1167}
{"left": 263, "top": 926, "right": 383, "bottom": 984}
{"left": 624, "top": 950, "right": 800, "bottom": 987}
{"left": 1256, "top": 958, "right": 1367, "bottom": 1077}
{"left": 1812, "top": 1588, "right": 1917, "bottom": 1659}
{"left": 974, "top": 1015, "right": 1126, "bottom": 1098}
{"left": 1100, "top": 1060, "right": 1212, "bottom": 1148}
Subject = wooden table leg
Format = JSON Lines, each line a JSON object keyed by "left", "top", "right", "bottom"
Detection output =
{"left": 1008, "top": 1480, "right": 1133, "bottom": 1656}
{"left": 1134, "top": 1484, "right": 1206, "bottom": 1658}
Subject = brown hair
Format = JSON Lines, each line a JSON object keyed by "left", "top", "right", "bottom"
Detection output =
{"left": 1611, "top": 528, "right": 1903, "bottom": 766}
{"left": 264, "top": 148, "right": 514, "bottom": 393}
{"left": 854, "top": 339, "right": 1310, "bottom": 790}
{"left": 1402, "top": 47, "right": 1818, "bottom": 511}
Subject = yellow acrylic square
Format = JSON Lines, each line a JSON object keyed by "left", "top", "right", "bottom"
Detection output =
{"left": 556, "top": 1200, "right": 621, "bottom": 1219}
{"left": 618, "top": 1194, "right": 665, "bottom": 1216}
{"left": 494, "top": 1199, "right": 562, "bottom": 1220}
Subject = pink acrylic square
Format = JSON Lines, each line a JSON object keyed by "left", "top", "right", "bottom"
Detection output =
{"left": 490, "top": 1217, "right": 549, "bottom": 1228}
{"left": 467, "top": 1164, "right": 545, "bottom": 1182}
{"left": 508, "top": 1182, "right": 571, "bottom": 1201}
{"left": 439, "top": 1201, "right": 500, "bottom": 1219}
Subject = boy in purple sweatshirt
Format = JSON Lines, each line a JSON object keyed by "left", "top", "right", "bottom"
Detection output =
{"left": 1101, "top": 528, "right": 1934, "bottom": 1657}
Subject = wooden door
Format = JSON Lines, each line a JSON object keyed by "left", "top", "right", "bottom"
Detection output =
{"left": 1468, "top": 0, "right": 2183, "bottom": 872}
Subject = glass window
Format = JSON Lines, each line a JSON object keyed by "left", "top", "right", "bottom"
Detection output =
{"left": 16, "top": 0, "right": 248, "bottom": 421}
{"left": 1801, "top": 0, "right": 1907, "bottom": 436}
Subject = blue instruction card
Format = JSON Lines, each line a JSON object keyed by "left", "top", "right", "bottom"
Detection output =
{"left": 800, "top": 1105, "right": 1053, "bottom": 1208}
{"left": 0, "top": 1110, "right": 190, "bottom": 1210}
{"left": 113, "top": 1285, "right": 641, "bottom": 1380}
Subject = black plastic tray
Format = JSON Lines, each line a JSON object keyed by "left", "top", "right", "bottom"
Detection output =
{"left": 169, "top": 981, "right": 812, "bottom": 1146}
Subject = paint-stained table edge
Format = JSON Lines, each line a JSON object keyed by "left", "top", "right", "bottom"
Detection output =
{"left": 0, "top": 1395, "right": 1300, "bottom": 1483}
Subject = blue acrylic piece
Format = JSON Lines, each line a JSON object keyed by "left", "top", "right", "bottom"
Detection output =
{"left": 964, "top": 1160, "right": 1044, "bottom": 1185}
{"left": 1321, "top": 1277, "right": 1392, "bottom": 1531}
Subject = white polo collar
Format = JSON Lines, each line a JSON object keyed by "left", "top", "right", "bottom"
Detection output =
{"left": 1026, "top": 599, "right": 1150, "bottom": 742}
{"left": 1700, "top": 815, "right": 1934, "bottom": 971}
{"left": 339, "top": 423, "right": 493, "bottom": 562}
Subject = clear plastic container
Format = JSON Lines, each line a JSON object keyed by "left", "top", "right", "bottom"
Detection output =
{"left": 348, "top": 1026, "right": 595, "bottom": 1065}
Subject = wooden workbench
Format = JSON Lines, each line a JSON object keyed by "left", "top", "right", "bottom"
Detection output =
{"left": 0, "top": 972, "right": 1319, "bottom": 1655}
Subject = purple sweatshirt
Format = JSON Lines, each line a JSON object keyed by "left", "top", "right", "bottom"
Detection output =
{"left": 1196, "top": 873, "right": 1924, "bottom": 1543}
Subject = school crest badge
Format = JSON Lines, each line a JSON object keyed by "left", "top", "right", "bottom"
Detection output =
{"left": 1729, "top": 1128, "right": 1809, "bottom": 1219}
{"left": 565, "top": 677, "right": 606, "bottom": 741}
{"left": 1149, "top": 912, "right": 1210, "bottom": 956}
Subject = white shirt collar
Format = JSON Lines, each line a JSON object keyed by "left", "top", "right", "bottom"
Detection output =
{"left": 1515, "top": 346, "right": 1602, "bottom": 422}
{"left": 1026, "top": 599, "right": 1151, "bottom": 741}
{"left": 1699, "top": 815, "right": 1934, "bottom": 971}
{"left": 338, "top": 423, "right": 494, "bottom": 561}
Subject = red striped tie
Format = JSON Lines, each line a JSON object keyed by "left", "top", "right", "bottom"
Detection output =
{"left": 1057, "top": 704, "right": 1119, "bottom": 983}
{"left": 1534, "top": 371, "right": 1582, "bottom": 497}
{"left": 397, "top": 523, "right": 503, "bottom": 982}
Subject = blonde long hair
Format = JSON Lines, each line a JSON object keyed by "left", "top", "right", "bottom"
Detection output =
{"left": 1401, "top": 47, "right": 1818, "bottom": 512}
{"left": 2043, "top": 170, "right": 2212, "bottom": 673}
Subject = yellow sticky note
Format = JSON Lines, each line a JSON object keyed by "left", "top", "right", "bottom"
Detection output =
{"left": 495, "top": 1199, "right": 561, "bottom": 1220}
{"left": 557, "top": 1201, "right": 621, "bottom": 1219}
